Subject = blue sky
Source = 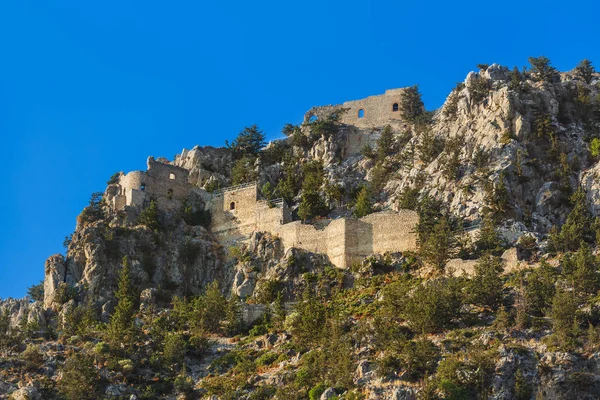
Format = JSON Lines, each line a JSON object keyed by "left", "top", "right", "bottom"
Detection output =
{"left": 1, "top": 0, "right": 598, "bottom": 298}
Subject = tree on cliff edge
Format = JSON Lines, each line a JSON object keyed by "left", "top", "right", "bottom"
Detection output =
{"left": 400, "top": 85, "right": 425, "bottom": 123}
{"left": 226, "top": 125, "right": 266, "bottom": 159}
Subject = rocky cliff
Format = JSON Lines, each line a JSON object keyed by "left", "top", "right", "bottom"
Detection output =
{"left": 2, "top": 59, "right": 600, "bottom": 399}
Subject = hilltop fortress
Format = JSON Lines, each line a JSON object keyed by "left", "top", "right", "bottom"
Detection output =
{"left": 105, "top": 88, "right": 419, "bottom": 268}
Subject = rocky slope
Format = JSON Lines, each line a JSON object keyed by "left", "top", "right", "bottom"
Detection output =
{"left": 2, "top": 59, "right": 600, "bottom": 399}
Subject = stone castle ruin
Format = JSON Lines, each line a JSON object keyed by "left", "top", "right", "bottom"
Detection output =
{"left": 106, "top": 88, "right": 419, "bottom": 268}
{"left": 106, "top": 156, "right": 195, "bottom": 212}
{"left": 206, "top": 183, "right": 418, "bottom": 268}
{"left": 304, "top": 88, "right": 410, "bottom": 155}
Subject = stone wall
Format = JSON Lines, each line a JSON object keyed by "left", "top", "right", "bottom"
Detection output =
{"left": 304, "top": 88, "right": 408, "bottom": 128}
{"left": 107, "top": 157, "right": 192, "bottom": 212}
{"left": 303, "top": 88, "right": 411, "bottom": 155}
{"left": 273, "top": 210, "right": 418, "bottom": 269}
{"left": 207, "top": 184, "right": 261, "bottom": 245}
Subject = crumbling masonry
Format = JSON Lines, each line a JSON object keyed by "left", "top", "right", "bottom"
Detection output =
{"left": 106, "top": 88, "right": 419, "bottom": 268}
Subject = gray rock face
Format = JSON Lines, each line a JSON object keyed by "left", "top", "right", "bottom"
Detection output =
{"left": 43, "top": 254, "right": 66, "bottom": 309}
{"left": 174, "top": 145, "right": 232, "bottom": 188}
{"left": 44, "top": 215, "right": 227, "bottom": 311}
{"left": 581, "top": 161, "right": 600, "bottom": 216}
{"left": 0, "top": 298, "right": 46, "bottom": 332}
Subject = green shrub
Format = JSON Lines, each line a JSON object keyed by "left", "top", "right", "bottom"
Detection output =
{"left": 591, "top": 138, "right": 600, "bottom": 158}
{"left": 174, "top": 372, "right": 194, "bottom": 394}
{"left": 137, "top": 200, "right": 161, "bottom": 231}
{"left": 58, "top": 352, "right": 98, "bottom": 400}
{"left": 21, "top": 344, "right": 44, "bottom": 371}
{"left": 256, "top": 351, "right": 279, "bottom": 367}
{"left": 106, "top": 172, "right": 121, "bottom": 185}
{"left": 403, "top": 278, "right": 463, "bottom": 333}
{"left": 94, "top": 341, "right": 110, "bottom": 355}
{"left": 163, "top": 333, "right": 186, "bottom": 368}
{"left": 468, "top": 254, "right": 504, "bottom": 310}
{"left": 308, "top": 382, "right": 328, "bottom": 400}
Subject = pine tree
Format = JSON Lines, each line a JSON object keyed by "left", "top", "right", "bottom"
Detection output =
{"left": 225, "top": 294, "right": 243, "bottom": 336}
{"left": 225, "top": 125, "right": 266, "bottom": 159}
{"left": 298, "top": 161, "right": 328, "bottom": 221}
{"left": 550, "top": 288, "right": 579, "bottom": 348}
{"left": 293, "top": 287, "right": 327, "bottom": 346}
{"left": 566, "top": 243, "right": 600, "bottom": 297}
{"left": 475, "top": 212, "right": 503, "bottom": 255}
{"left": 273, "top": 292, "right": 286, "bottom": 329}
{"left": 528, "top": 56, "right": 558, "bottom": 82}
{"left": 137, "top": 200, "right": 160, "bottom": 231}
{"left": 419, "top": 215, "right": 457, "bottom": 270}
{"left": 107, "top": 256, "right": 137, "bottom": 347}
{"left": 200, "top": 281, "right": 227, "bottom": 333}
{"left": 231, "top": 156, "right": 258, "bottom": 185}
{"left": 376, "top": 125, "right": 396, "bottom": 162}
{"left": 551, "top": 189, "right": 593, "bottom": 252}
{"left": 353, "top": 187, "right": 372, "bottom": 218}
{"left": 469, "top": 254, "right": 504, "bottom": 310}
{"left": 399, "top": 85, "right": 425, "bottom": 123}
{"left": 575, "top": 59, "right": 596, "bottom": 84}
{"left": 525, "top": 260, "right": 556, "bottom": 317}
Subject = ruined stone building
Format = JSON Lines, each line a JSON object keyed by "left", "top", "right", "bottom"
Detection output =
{"left": 105, "top": 88, "right": 419, "bottom": 268}
{"left": 304, "top": 88, "right": 410, "bottom": 154}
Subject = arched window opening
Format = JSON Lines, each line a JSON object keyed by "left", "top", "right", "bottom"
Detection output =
{"left": 392, "top": 103, "right": 399, "bottom": 112}
{"left": 140, "top": 183, "right": 146, "bottom": 191}
{"left": 169, "top": 173, "right": 176, "bottom": 180}
{"left": 230, "top": 201, "right": 236, "bottom": 210}
{"left": 309, "top": 115, "right": 318, "bottom": 123}
{"left": 358, "top": 109, "right": 365, "bottom": 119}
{"left": 167, "top": 189, "right": 173, "bottom": 199}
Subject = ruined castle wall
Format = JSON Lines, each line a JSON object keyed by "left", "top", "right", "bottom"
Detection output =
{"left": 339, "top": 88, "right": 407, "bottom": 128}
{"left": 208, "top": 185, "right": 259, "bottom": 243}
{"left": 114, "top": 158, "right": 193, "bottom": 211}
{"left": 275, "top": 221, "right": 329, "bottom": 256}
{"left": 361, "top": 210, "right": 418, "bottom": 253}
{"left": 304, "top": 89, "right": 407, "bottom": 129}
{"left": 343, "top": 219, "right": 373, "bottom": 267}
{"left": 304, "top": 89, "right": 410, "bottom": 155}
{"left": 144, "top": 158, "right": 190, "bottom": 202}
{"left": 256, "top": 201, "right": 286, "bottom": 232}
{"left": 273, "top": 211, "right": 418, "bottom": 269}
{"left": 326, "top": 219, "right": 348, "bottom": 268}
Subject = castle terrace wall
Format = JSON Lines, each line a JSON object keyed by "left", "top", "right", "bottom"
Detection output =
{"left": 273, "top": 210, "right": 418, "bottom": 269}
{"left": 275, "top": 221, "right": 329, "bottom": 256}
{"left": 363, "top": 210, "right": 419, "bottom": 254}
{"left": 326, "top": 219, "right": 350, "bottom": 268}
{"left": 256, "top": 200, "right": 291, "bottom": 232}
{"left": 207, "top": 184, "right": 262, "bottom": 244}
